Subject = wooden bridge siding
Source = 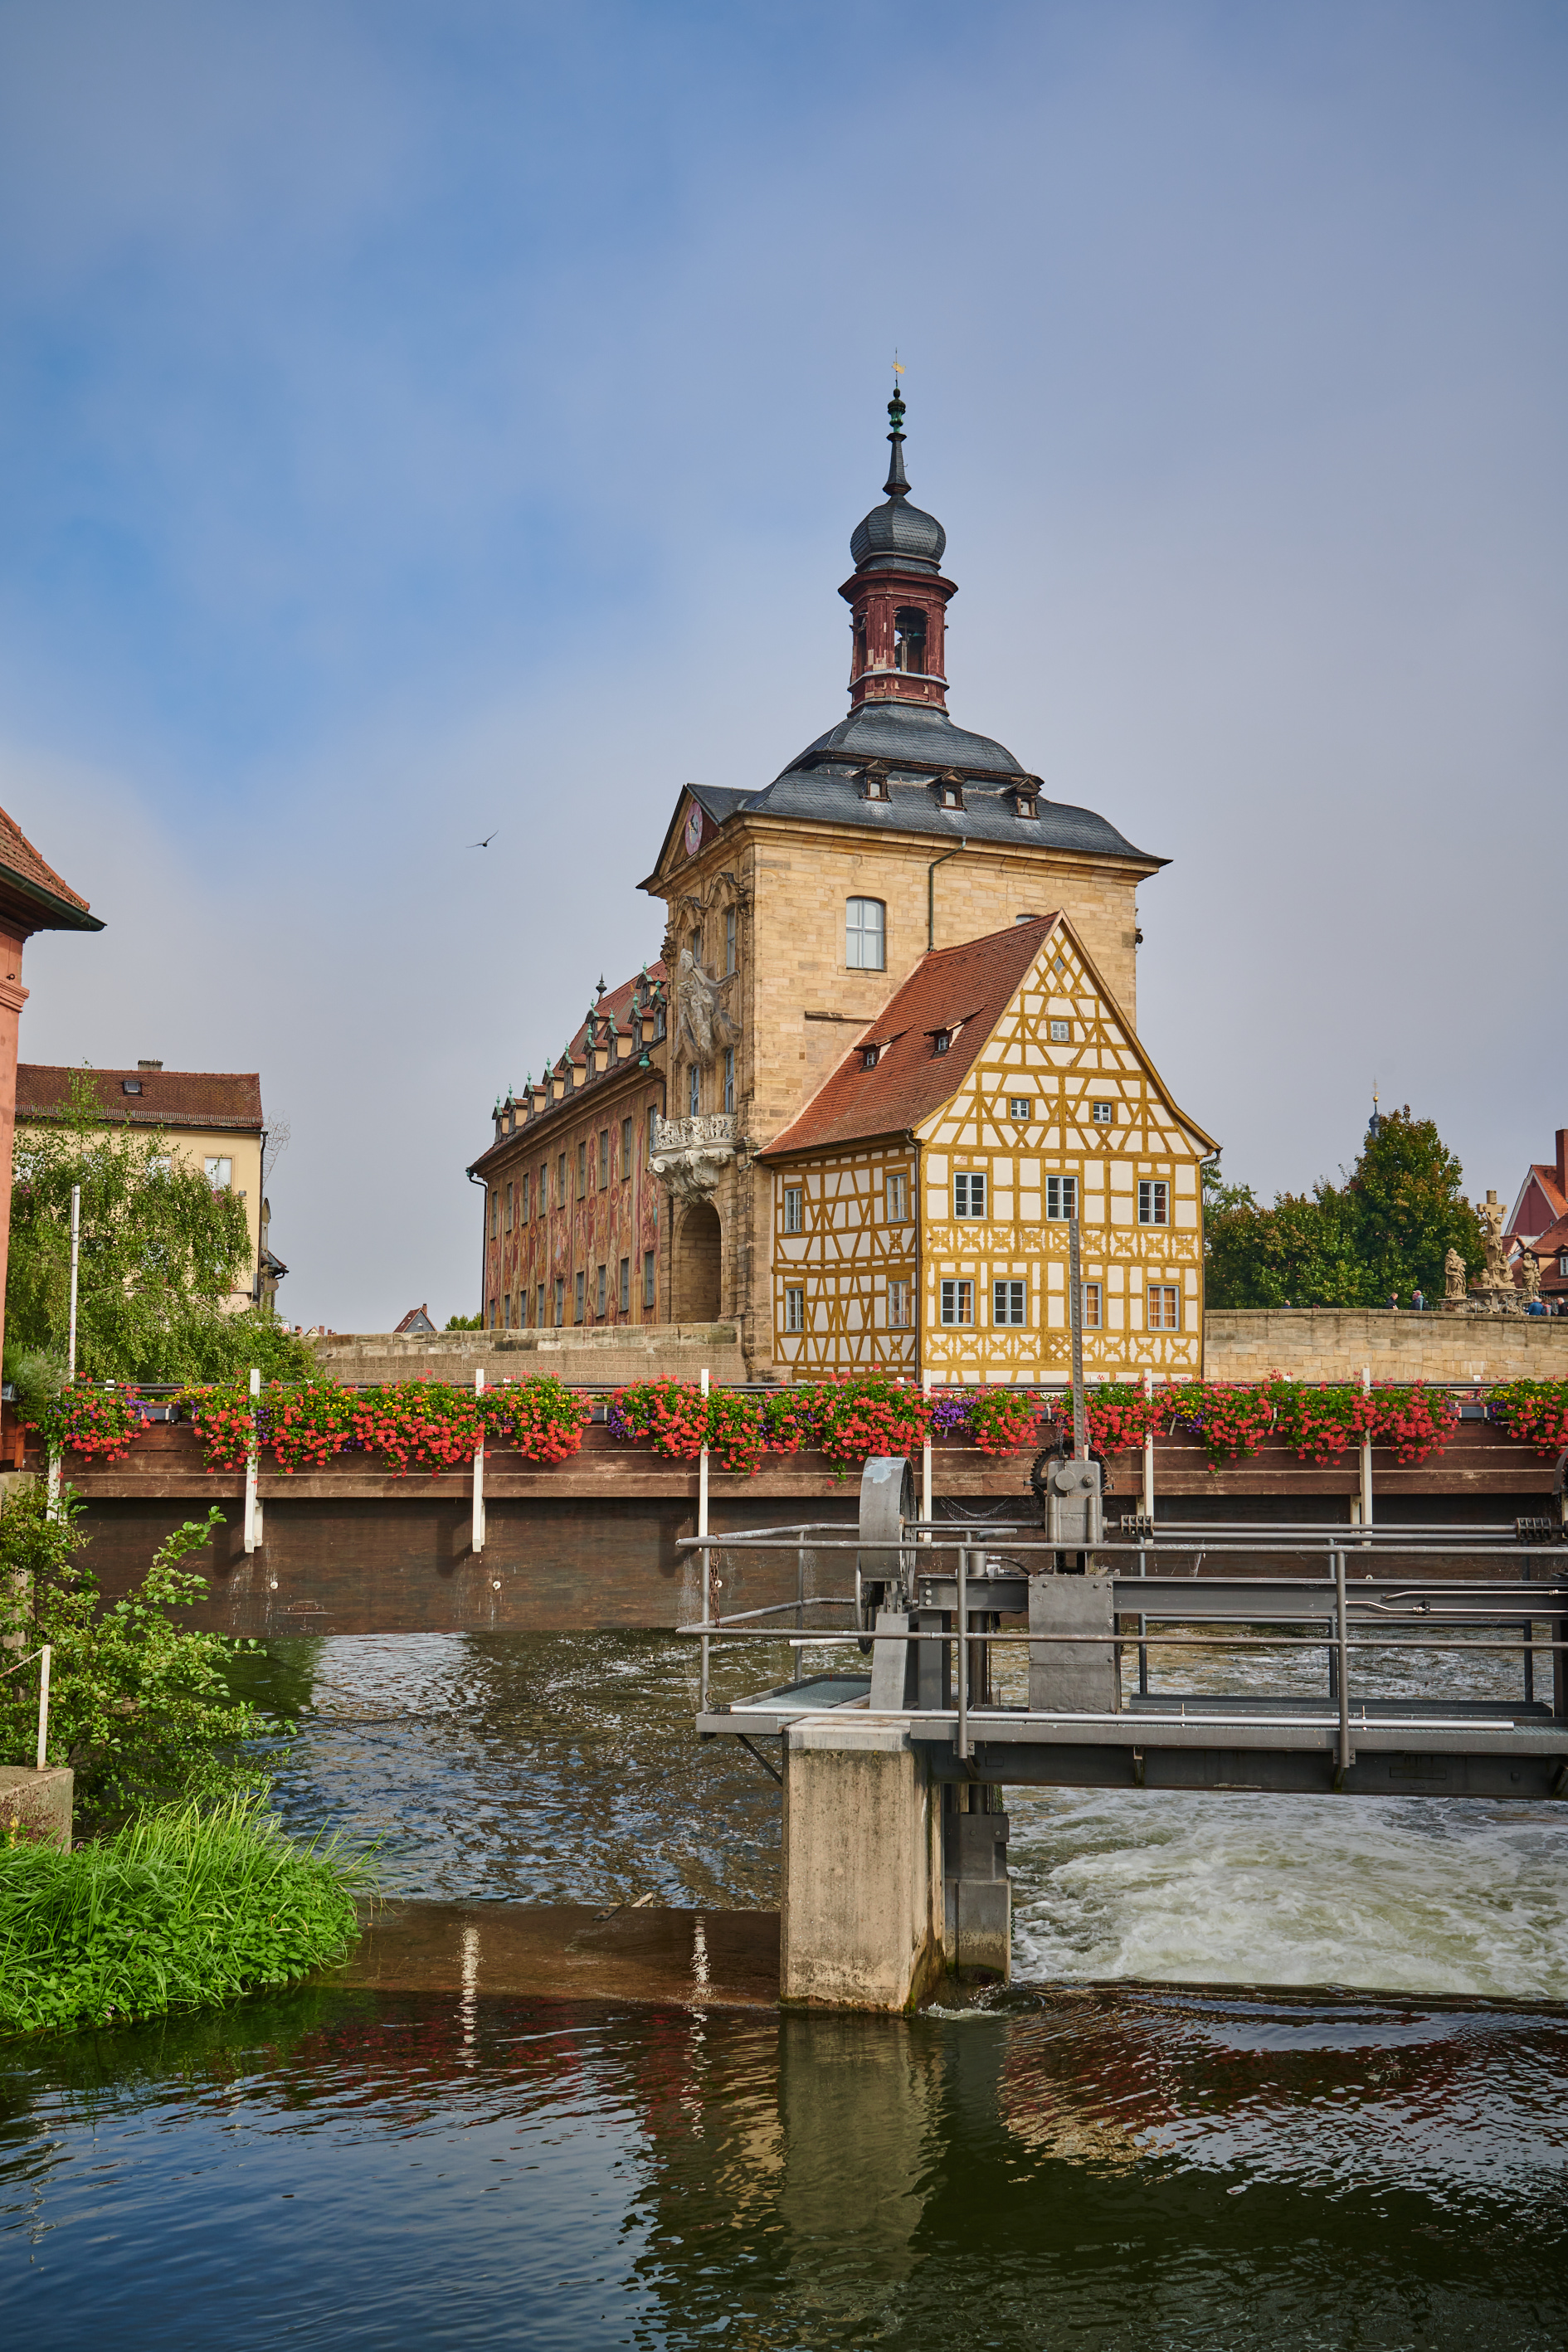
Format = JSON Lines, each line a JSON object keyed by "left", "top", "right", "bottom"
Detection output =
{"left": 43, "top": 1422, "right": 1563, "bottom": 1638}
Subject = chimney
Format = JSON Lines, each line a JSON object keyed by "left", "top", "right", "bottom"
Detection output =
{"left": 139, "top": 1058, "right": 163, "bottom": 1070}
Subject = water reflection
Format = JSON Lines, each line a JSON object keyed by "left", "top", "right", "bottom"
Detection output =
{"left": 4, "top": 1982, "right": 1568, "bottom": 2348}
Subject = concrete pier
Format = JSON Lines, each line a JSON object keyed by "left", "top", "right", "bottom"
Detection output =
{"left": 780, "top": 1720, "right": 945, "bottom": 2010}
{"left": 0, "top": 1765, "right": 73, "bottom": 1848}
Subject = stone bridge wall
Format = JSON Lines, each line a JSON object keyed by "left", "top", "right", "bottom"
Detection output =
{"left": 1205, "top": 1308, "right": 1568, "bottom": 1385}
{"left": 308, "top": 1321, "right": 746, "bottom": 1390}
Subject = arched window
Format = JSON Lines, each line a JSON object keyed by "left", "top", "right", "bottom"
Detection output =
{"left": 846, "top": 898, "right": 885, "bottom": 971}
{"left": 894, "top": 608, "right": 927, "bottom": 674}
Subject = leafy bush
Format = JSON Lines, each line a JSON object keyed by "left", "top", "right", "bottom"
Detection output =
{"left": 0, "top": 1484, "right": 274, "bottom": 1824}
{"left": 0, "top": 1799, "right": 366, "bottom": 2034}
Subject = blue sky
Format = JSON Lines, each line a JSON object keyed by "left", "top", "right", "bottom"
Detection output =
{"left": 6, "top": 0, "right": 1566, "bottom": 1327}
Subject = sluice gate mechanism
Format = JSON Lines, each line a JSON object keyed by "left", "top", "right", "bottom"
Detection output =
{"left": 683, "top": 1457, "right": 1568, "bottom": 2011}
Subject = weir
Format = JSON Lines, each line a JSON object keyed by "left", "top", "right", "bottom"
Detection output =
{"left": 690, "top": 1458, "right": 1568, "bottom": 2010}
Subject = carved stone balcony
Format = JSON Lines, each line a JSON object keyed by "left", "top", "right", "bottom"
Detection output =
{"left": 650, "top": 1113, "right": 737, "bottom": 1204}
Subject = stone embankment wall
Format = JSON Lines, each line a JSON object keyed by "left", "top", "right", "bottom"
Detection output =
{"left": 1205, "top": 1309, "right": 1568, "bottom": 1385}
{"left": 309, "top": 1321, "right": 747, "bottom": 1390}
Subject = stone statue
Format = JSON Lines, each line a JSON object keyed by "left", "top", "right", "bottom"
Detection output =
{"left": 1522, "top": 1249, "right": 1542, "bottom": 1303}
{"left": 1479, "top": 1189, "right": 1511, "bottom": 1289}
{"left": 674, "top": 948, "right": 738, "bottom": 1069}
{"left": 1444, "top": 1246, "right": 1467, "bottom": 1302}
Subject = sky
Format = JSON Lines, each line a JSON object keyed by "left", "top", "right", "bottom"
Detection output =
{"left": 3, "top": 0, "right": 1565, "bottom": 1330}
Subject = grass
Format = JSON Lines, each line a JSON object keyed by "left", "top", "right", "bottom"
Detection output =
{"left": 0, "top": 1797, "right": 371, "bottom": 2036}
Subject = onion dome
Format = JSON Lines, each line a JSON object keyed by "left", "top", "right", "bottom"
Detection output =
{"left": 850, "top": 387, "right": 947, "bottom": 572}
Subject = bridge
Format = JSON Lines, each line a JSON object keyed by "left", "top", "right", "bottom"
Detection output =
{"left": 686, "top": 1459, "right": 1568, "bottom": 2009}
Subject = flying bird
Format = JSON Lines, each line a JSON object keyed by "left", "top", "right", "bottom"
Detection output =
{"left": 469, "top": 831, "right": 499, "bottom": 849}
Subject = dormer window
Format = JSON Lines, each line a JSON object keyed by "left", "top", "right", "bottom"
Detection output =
{"left": 860, "top": 766, "right": 889, "bottom": 802}
{"left": 933, "top": 1030, "right": 950, "bottom": 1055}
{"left": 121, "top": 1079, "right": 142, "bottom": 1095}
{"left": 862, "top": 1045, "right": 879, "bottom": 1070}
{"left": 936, "top": 776, "right": 965, "bottom": 811}
{"left": 1012, "top": 785, "right": 1039, "bottom": 820}
{"left": 894, "top": 608, "right": 927, "bottom": 674}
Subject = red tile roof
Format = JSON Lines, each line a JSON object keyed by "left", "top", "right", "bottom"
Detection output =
{"left": 762, "top": 916, "right": 1063, "bottom": 1158}
{"left": 17, "top": 1064, "right": 263, "bottom": 1133}
{"left": 0, "top": 806, "right": 101, "bottom": 932}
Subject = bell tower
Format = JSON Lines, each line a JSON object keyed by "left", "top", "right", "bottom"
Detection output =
{"left": 841, "top": 386, "right": 957, "bottom": 713}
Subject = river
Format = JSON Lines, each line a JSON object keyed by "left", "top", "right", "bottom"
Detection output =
{"left": 4, "top": 1628, "right": 1568, "bottom": 2345}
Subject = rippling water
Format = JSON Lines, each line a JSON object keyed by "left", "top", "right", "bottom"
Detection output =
{"left": 5, "top": 1627, "right": 1568, "bottom": 2345}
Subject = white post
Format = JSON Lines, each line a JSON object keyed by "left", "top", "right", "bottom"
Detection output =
{"left": 1360, "top": 1362, "right": 1374, "bottom": 1528}
{"left": 243, "top": 1366, "right": 261, "bottom": 1553}
{"left": 699, "top": 1366, "right": 712, "bottom": 1711}
{"left": 921, "top": 1370, "right": 933, "bottom": 1539}
{"left": 699, "top": 1366, "right": 709, "bottom": 1541}
{"left": 472, "top": 1366, "right": 486, "bottom": 1555}
{"left": 35, "top": 1643, "right": 51, "bottom": 1771}
{"left": 1142, "top": 1366, "right": 1155, "bottom": 1520}
{"left": 66, "top": 1184, "right": 80, "bottom": 1376}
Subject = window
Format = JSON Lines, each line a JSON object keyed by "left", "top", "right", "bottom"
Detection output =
{"left": 886, "top": 1171, "right": 908, "bottom": 1222}
{"left": 148, "top": 1154, "right": 170, "bottom": 1178}
{"left": 621, "top": 1117, "right": 633, "bottom": 1177}
{"left": 1147, "top": 1283, "right": 1180, "bottom": 1330}
{"left": 643, "top": 1249, "right": 657, "bottom": 1308}
{"left": 599, "top": 1131, "right": 609, "bottom": 1190}
{"left": 505, "top": 1181, "right": 514, "bottom": 1231}
{"left": 1083, "top": 1282, "right": 1103, "bottom": 1328}
{"left": 1092, "top": 1103, "right": 1114, "bottom": 1125}
{"left": 538, "top": 1284, "right": 548, "bottom": 1328}
{"left": 597, "top": 1264, "right": 606, "bottom": 1317}
{"left": 489, "top": 1187, "right": 499, "bottom": 1238}
{"left": 940, "top": 1279, "right": 974, "bottom": 1327}
{"left": 1139, "top": 1181, "right": 1169, "bottom": 1226}
{"left": 937, "top": 780, "right": 964, "bottom": 811}
{"left": 553, "top": 1277, "right": 565, "bottom": 1327}
{"left": 1561, "top": 1251, "right": 1568, "bottom": 1279}
{"left": 783, "top": 1186, "right": 803, "bottom": 1234}
{"left": 519, "top": 1173, "right": 529, "bottom": 1223}
{"left": 619, "top": 1257, "right": 631, "bottom": 1312}
{"left": 894, "top": 606, "right": 927, "bottom": 673}
{"left": 993, "top": 1279, "right": 1027, "bottom": 1327}
{"left": 1008, "top": 1097, "right": 1033, "bottom": 1119}
{"left": 1049, "top": 1020, "right": 1072, "bottom": 1044}
{"left": 538, "top": 1163, "right": 548, "bottom": 1215}
{"left": 577, "top": 1142, "right": 587, "bottom": 1197}
{"left": 574, "top": 1271, "right": 586, "bottom": 1323}
{"left": 954, "top": 1171, "right": 986, "bottom": 1218}
{"left": 502, "top": 1293, "right": 511, "bottom": 1330}
{"left": 845, "top": 897, "right": 885, "bottom": 971}
{"left": 723, "top": 1047, "right": 735, "bottom": 1115}
{"left": 655, "top": 1001, "right": 666, "bottom": 1041}
{"left": 689, "top": 928, "right": 702, "bottom": 966}
{"left": 1046, "top": 1176, "right": 1078, "bottom": 1220}
{"left": 648, "top": 1107, "right": 659, "bottom": 1161}
{"left": 688, "top": 1064, "right": 700, "bottom": 1117}
{"left": 862, "top": 1045, "right": 879, "bottom": 1070}
{"left": 933, "top": 1030, "right": 950, "bottom": 1055}
{"left": 122, "top": 1078, "right": 143, "bottom": 1096}
{"left": 204, "top": 1156, "right": 232, "bottom": 1191}
{"left": 889, "top": 1279, "right": 913, "bottom": 1329}
{"left": 488, "top": 1297, "right": 497, "bottom": 1330}
{"left": 785, "top": 1286, "right": 806, "bottom": 1334}
{"left": 725, "top": 907, "right": 737, "bottom": 975}
{"left": 558, "top": 1152, "right": 567, "bottom": 1205}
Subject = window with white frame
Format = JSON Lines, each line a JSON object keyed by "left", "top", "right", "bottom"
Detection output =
{"left": 785, "top": 1285, "right": 806, "bottom": 1334}
{"left": 1092, "top": 1102, "right": 1114, "bottom": 1124}
{"left": 1083, "top": 1281, "right": 1103, "bottom": 1327}
{"left": 1147, "top": 1283, "right": 1180, "bottom": 1329}
{"left": 1007, "top": 1096, "right": 1033, "bottom": 1119}
{"left": 889, "top": 1278, "right": 913, "bottom": 1329}
{"left": 845, "top": 897, "right": 885, "bottom": 971}
{"left": 940, "top": 1278, "right": 974, "bottom": 1326}
{"left": 1139, "top": 1181, "right": 1169, "bottom": 1225}
{"left": 1049, "top": 1020, "right": 1072, "bottom": 1043}
{"left": 886, "top": 1170, "right": 908, "bottom": 1222}
{"left": 783, "top": 1186, "right": 803, "bottom": 1234}
{"left": 993, "top": 1279, "right": 1026, "bottom": 1326}
{"left": 953, "top": 1171, "right": 986, "bottom": 1218}
{"left": 1045, "top": 1175, "right": 1078, "bottom": 1220}
{"left": 204, "top": 1156, "right": 233, "bottom": 1191}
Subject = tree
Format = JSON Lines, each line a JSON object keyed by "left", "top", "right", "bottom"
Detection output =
{"left": 446, "top": 1311, "right": 484, "bottom": 1330}
{"left": 1202, "top": 1109, "right": 1485, "bottom": 1308}
{"left": 7, "top": 1070, "right": 314, "bottom": 1390}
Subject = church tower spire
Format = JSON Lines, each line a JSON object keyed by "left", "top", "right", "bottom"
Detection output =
{"left": 842, "top": 382, "right": 957, "bottom": 713}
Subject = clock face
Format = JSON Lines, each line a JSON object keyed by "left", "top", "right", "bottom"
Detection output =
{"left": 684, "top": 804, "right": 703, "bottom": 858}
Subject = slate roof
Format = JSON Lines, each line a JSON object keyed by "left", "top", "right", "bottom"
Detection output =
{"left": 18, "top": 1064, "right": 263, "bottom": 1132}
{"left": 761, "top": 915, "right": 1061, "bottom": 1159}
{"left": 0, "top": 807, "right": 103, "bottom": 933}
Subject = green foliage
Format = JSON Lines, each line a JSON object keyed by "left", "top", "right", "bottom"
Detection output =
{"left": 0, "top": 1484, "right": 276, "bottom": 1824}
{"left": 0, "top": 1797, "right": 366, "bottom": 2034}
{"left": 6, "top": 1069, "right": 316, "bottom": 1386}
{"left": 445, "top": 1311, "right": 484, "bottom": 1330}
{"left": 1202, "top": 1110, "right": 1486, "bottom": 1308}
